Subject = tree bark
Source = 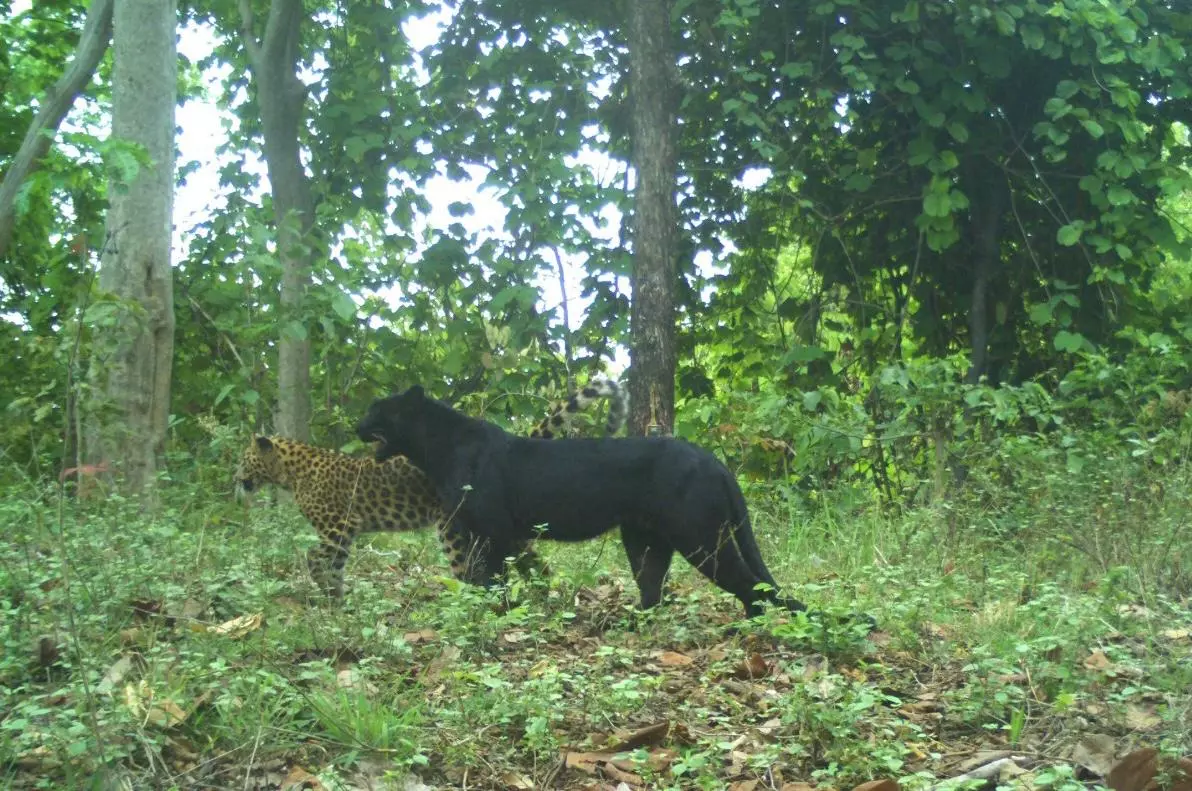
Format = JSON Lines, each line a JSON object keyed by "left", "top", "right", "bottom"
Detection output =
{"left": 84, "top": 0, "right": 177, "bottom": 500}
{"left": 966, "top": 167, "right": 1007, "bottom": 385}
{"left": 0, "top": 0, "right": 114, "bottom": 260}
{"left": 627, "top": 0, "right": 679, "bottom": 436}
{"left": 240, "top": 0, "right": 314, "bottom": 441}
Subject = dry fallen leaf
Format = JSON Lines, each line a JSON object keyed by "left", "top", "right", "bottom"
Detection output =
{"left": 733, "top": 653, "right": 771, "bottom": 680}
{"left": 502, "top": 630, "right": 529, "bottom": 644}
{"left": 1161, "top": 628, "right": 1190, "bottom": 642}
{"left": 1069, "top": 733, "right": 1118, "bottom": 777}
{"left": 1083, "top": 649, "right": 1114, "bottom": 671}
{"left": 655, "top": 650, "right": 694, "bottom": 667}
{"left": 499, "top": 769, "right": 534, "bottom": 789}
{"left": 605, "top": 721, "right": 670, "bottom": 752}
{"left": 1106, "top": 748, "right": 1158, "bottom": 791}
{"left": 1116, "top": 603, "right": 1151, "bottom": 619}
{"left": 1172, "top": 757, "right": 1192, "bottom": 791}
{"left": 123, "top": 681, "right": 189, "bottom": 728}
{"left": 564, "top": 752, "right": 642, "bottom": 786}
{"left": 1124, "top": 703, "right": 1162, "bottom": 731}
{"left": 403, "top": 628, "right": 437, "bottom": 644}
{"left": 336, "top": 666, "right": 378, "bottom": 695}
{"left": 423, "top": 645, "right": 461, "bottom": 680}
{"left": 780, "top": 783, "right": 815, "bottom": 791}
{"left": 97, "top": 655, "right": 134, "bottom": 695}
{"left": 206, "top": 612, "right": 263, "bottom": 639}
{"left": 729, "top": 782, "right": 760, "bottom": 791}
{"left": 852, "top": 780, "right": 900, "bottom": 791}
{"left": 280, "top": 765, "right": 325, "bottom": 790}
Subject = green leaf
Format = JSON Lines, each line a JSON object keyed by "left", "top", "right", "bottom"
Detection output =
{"left": 332, "top": 292, "right": 357, "bottom": 321}
{"left": 907, "top": 137, "right": 935, "bottom": 165}
{"left": 1080, "top": 120, "right": 1104, "bottom": 138}
{"left": 1057, "top": 224, "right": 1082, "bottom": 246}
{"left": 1044, "top": 97, "right": 1071, "bottom": 118}
{"left": 83, "top": 302, "right": 117, "bottom": 324}
{"left": 1055, "top": 79, "right": 1081, "bottom": 99}
{"left": 214, "top": 384, "right": 235, "bottom": 407}
{"left": 946, "top": 121, "right": 969, "bottom": 143}
{"left": 1029, "top": 303, "right": 1054, "bottom": 326}
{"left": 1107, "top": 185, "right": 1135, "bottom": 206}
{"left": 923, "top": 192, "right": 952, "bottom": 217}
{"left": 1066, "top": 451, "right": 1085, "bottom": 474}
{"left": 1054, "top": 330, "right": 1085, "bottom": 352}
{"left": 1020, "top": 24, "right": 1044, "bottom": 50}
{"left": 993, "top": 10, "right": 1015, "bottom": 35}
{"left": 283, "top": 320, "right": 307, "bottom": 341}
{"left": 788, "top": 345, "right": 827, "bottom": 362}
{"left": 844, "top": 172, "right": 873, "bottom": 191}
{"left": 802, "top": 390, "right": 823, "bottom": 412}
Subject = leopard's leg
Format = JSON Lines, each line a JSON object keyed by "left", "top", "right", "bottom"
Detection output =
{"left": 307, "top": 526, "right": 354, "bottom": 600}
{"left": 510, "top": 539, "right": 551, "bottom": 579}
{"left": 438, "top": 522, "right": 474, "bottom": 583}
{"left": 440, "top": 523, "right": 528, "bottom": 586}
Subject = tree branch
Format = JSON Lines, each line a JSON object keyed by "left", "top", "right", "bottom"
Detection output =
{"left": 238, "top": 0, "right": 262, "bottom": 65}
{"left": 0, "top": 0, "right": 114, "bottom": 260}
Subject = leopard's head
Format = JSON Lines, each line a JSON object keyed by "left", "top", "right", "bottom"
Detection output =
{"left": 234, "top": 436, "right": 285, "bottom": 500}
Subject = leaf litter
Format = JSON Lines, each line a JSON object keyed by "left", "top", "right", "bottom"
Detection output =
{"left": 7, "top": 576, "right": 1191, "bottom": 790}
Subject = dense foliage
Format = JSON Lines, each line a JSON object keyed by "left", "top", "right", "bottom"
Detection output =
{"left": 1, "top": 0, "right": 1190, "bottom": 485}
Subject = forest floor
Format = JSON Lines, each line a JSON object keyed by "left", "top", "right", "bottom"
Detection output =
{"left": 2, "top": 478, "right": 1191, "bottom": 790}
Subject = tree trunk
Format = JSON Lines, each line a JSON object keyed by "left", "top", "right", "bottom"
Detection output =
{"left": 240, "top": 0, "right": 314, "bottom": 442}
{"left": 966, "top": 166, "right": 1006, "bottom": 386}
{"left": 0, "top": 0, "right": 114, "bottom": 260}
{"left": 627, "top": 0, "right": 679, "bottom": 437}
{"left": 84, "top": 0, "right": 177, "bottom": 499}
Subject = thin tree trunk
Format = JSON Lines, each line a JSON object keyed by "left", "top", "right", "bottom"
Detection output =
{"left": 966, "top": 168, "right": 1006, "bottom": 385}
{"left": 240, "top": 0, "right": 314, "bottom": 442}
{"left": 0, "top": 0, "right": 114, "bottom": 260}
{"left": 84, "top": 0, "right": 177, "bottom": 500}
{"left": 627, "top": 0, "right": 679, "bottom": 437}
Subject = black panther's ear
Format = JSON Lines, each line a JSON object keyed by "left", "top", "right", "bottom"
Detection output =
{"left": 255, "top": 436, "right": 274, "bottom": 451}
{"left": 404, "top": 384, "right": 425, "bottom": 400}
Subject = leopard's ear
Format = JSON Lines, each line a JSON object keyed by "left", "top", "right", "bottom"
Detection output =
{"left": 255, "top": 436, "right": 274, "bottom": 452}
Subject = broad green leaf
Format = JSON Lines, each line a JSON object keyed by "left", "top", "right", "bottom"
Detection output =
{"left": 283, "top": 321, "right": 307, "bottom": 342}
{"left": 1054, "top": 330, "right": 1085, "bottom": 352}
{"left": 1107, "top": 185, "right": 1135, "bottom": 206}
{"left": 332, "top": 292, "right": 357, "bottom": 321}
{"left": 1055, "top": 79, "right": 1081, "bottom": 99}
{"left": 1057, "top": 224, "right": 1082, "bottom": 246}
{"left": 1029, "top": 303, "right": 1054, "bottom": 326}
{"left": 923, "top": 192, "right": 951, "bottom": 217}
{"left": 994, "top": 10, "right": 1015, "bottom": 35}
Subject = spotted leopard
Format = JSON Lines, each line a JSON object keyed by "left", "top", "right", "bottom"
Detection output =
{"left": 234, "top": 378, "right": 625, "bottom": 598}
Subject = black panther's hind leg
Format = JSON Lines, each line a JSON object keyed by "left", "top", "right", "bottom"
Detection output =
{"left": 620, "top": 526, "right": 674, "bottom": 609}
{"left": 664, "top": 522, "right": 782, "bottom": 617}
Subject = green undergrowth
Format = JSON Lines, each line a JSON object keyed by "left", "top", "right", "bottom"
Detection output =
{"left": 1, "top": 453, "right": 1190, "bottom": 790}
